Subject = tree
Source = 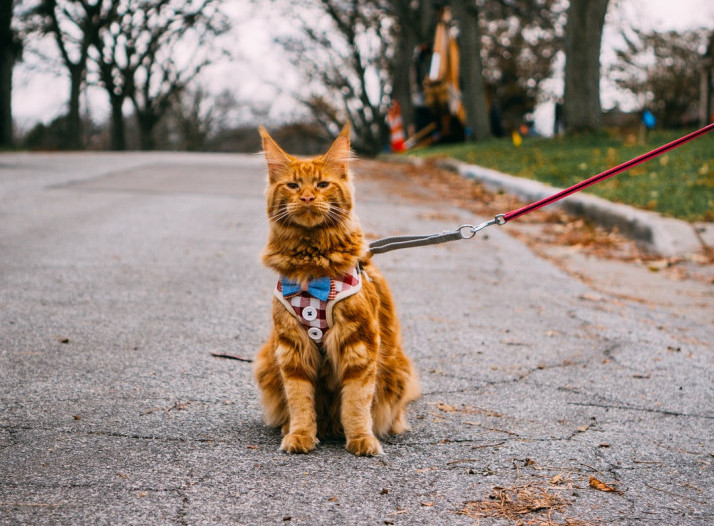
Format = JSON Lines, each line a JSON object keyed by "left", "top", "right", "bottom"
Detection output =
{"left": 479, "top": 0, "right": 565, "bottom": 133}
{"left": 278, "top": 0, "right": 394, "bottom": 154}
{"left": 0, "top": 0, "right": 21, "bottom": 147}
{"left": 451, "top": 0, "right": 490, "bottom": 141}
{"left": 90, "top": 0, "right": 229, "bottom": 150}
{"left": 385, "top": 0, "right": 436, "bottom": 136}
{"left": 562, "top": 0, "right": 609, "bottom": 132}
{"left": 611, "top": 27, "right": 712, "bottom": 128}
{"left": 30, "top": 0, "right": 117, "bottom": 149}
{"left": 278, "top": 0, "right": 565, "bottom": 148}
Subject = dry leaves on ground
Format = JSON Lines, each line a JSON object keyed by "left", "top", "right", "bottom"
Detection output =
{"left": 459, "top": 483, "right": 598, "bottom": 526}
{"left": 589, "top": 477, "right": 622, "bottom": 495}
{"left": 356, "top": 159, "right": 714, "bottom": 271}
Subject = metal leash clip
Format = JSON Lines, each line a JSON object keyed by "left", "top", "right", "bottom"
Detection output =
{"left": 457, "top": 214, "right": 505, "bottom": 240}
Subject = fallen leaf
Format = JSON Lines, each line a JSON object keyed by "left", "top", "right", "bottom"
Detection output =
{"left": 380, "top": 488, "right": 389, "bottom": 495}
{"left": 437, "top": 403, "right": 458, "bottom": 413}
{"left": 420, "top": 501, "right": 434, "bottom": 507}
{"left": 647, "top": 259, "right": 669, "bottom": 272}
{"left": 589, "top": 476, "right": 621, "bottom": 494}
{"left": 691, "top": 253, "right": 709, "bottom": 264}
{"left": 576, "top": 424, "right": 589, "bottom": 432}
{"left": 551, "top": 473, "right": 564, "bottom": 484}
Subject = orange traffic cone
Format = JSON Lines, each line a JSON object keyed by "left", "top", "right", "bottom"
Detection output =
{"left": 387, "top": 101, "right": 406, "bottom": 152}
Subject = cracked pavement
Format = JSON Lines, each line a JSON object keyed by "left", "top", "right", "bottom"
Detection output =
{"left": 1, "top": 152, "right": 712, "bottom": 525}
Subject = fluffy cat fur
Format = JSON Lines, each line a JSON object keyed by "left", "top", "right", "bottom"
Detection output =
{"left": 254, "top": 125, "right": 420, "bottom": 456}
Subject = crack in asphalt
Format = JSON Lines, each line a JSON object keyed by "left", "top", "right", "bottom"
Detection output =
{"left": 567, "top": 402, "right": 714, "bottom": 420}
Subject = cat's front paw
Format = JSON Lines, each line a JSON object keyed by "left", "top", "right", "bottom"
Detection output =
{"left": 346, "top": 435, "right": 383, "bottom": 456}
{"left": 280, "top": 432, "right": 318, "bottom": 454}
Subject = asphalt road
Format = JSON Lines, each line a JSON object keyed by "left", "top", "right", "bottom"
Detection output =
{"left": 1, "top": 152, "right": 712, "bottom": 525}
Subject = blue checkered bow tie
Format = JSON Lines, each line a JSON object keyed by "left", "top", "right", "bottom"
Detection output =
{"left": 281, "top": 276, "right": 331, "bottom": 301}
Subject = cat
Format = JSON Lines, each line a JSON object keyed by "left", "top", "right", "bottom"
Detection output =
{"left": 253, "top": 124, "right": 420, "bottom": 456}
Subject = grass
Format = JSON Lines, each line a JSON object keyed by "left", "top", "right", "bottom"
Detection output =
{"left": 412, "top": 128, "right": 714, "bottom": 222}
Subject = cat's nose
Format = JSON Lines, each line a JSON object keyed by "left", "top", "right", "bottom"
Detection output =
{"left": 301, "top": 194, "right": 315, "bottom": 203}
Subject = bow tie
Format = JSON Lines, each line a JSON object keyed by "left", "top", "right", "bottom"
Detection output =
{"left": 281, "top": 276, "right": 332, "bottom": 301}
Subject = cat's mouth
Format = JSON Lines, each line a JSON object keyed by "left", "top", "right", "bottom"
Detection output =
{"left": 290, "top": 204, "right": 328, "bottom": 227}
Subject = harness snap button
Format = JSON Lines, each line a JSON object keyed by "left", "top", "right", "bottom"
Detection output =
{"left": 307, "top": 327, "right": 323, "bottom": 341}
{"left": 302, "top": 306, "right": 318, "bottom": 321}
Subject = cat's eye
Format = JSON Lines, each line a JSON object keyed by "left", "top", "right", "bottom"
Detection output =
{"left": 286, "top": 182, "right": 299, "bottom": 190}
{"left": 316, "top": 181, "right": 330, "bottom": 189}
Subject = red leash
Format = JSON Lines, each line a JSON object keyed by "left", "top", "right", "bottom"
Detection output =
{"left": 369, "top": 123, "right": 714, "bottom": 255}
{"left": 501, "top": 122, "right": 714, "bottom": 223}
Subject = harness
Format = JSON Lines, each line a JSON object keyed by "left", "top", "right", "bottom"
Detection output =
{"left": 275, "top": 267, "right": 363, "bottom": 344}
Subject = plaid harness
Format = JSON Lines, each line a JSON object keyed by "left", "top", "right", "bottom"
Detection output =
{"left": 274, "top": 267, "right": 363, "bottom": 344}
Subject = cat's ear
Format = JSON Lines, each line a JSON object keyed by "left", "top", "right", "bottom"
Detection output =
{"left": 323, "top": 123, "right": 352, "bottom": 179}
{"left": 259, "top": 126, "right": 292, "bottom": 184}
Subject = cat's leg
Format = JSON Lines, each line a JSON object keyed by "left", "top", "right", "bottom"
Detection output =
{"left": 276, "top": 343, "right": 319, "bottom": 453}
{"left": 254, "top": 341, "right": 288, "bottom": 429}
{"left": 339, "top": 342, "right": 383, "bottom": 456}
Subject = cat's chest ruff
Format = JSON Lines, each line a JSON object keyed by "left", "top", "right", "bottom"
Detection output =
{"left": 274, "top": 267, "right": 363, "bottom": 344}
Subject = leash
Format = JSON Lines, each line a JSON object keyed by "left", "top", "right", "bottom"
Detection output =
{"left": 368, "top": 122, "right": 714, "bottom": 255}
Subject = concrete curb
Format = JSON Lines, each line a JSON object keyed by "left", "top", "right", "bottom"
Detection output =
{"left": 432, "top": 158, "right": 708, "bottom": 258}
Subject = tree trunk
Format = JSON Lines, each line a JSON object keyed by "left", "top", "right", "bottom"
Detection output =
{"left": 391, "top": 27, "right": 417, "bottom": 135}
{"left": 563, "top": 0, "right": 609, "bottom": 133}
{"left": 136, "top": 111, "right": 157, "bottom": 150}
{"left": 109, "top": 95, "right": 126, "bottom": 150}
{"left": 66, "top": 66, "right": 83, "bottom": 149}
{"left": 452, "top": 0, "right": 491, "bottom": 141}
{"left": 0, "top": 0, "right": 14, "bottom": 147}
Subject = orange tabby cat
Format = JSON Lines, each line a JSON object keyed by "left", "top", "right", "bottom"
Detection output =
{"left": 254, "top": 125, "right": 420, "bottom": 456}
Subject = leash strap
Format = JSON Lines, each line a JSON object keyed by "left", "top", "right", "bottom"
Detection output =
{"left": 368, "top": 122, "right": 714, "bottom": 255}
{"left": 368, "top": 230, "right": 465, "bottom": 255}
{"left": 368, "top": 216, "right": 505, "bottom": 255}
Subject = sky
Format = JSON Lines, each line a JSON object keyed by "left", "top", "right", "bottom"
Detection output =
{"left": 11, "top": 0, "right": 714, "bottom": 135}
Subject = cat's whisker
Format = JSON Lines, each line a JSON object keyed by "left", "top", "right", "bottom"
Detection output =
{"left": 267, "top": 214, "right": 290, "bottom": 227}
{"left": 326, "top": 210, "right": 349, "bottom": 229}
